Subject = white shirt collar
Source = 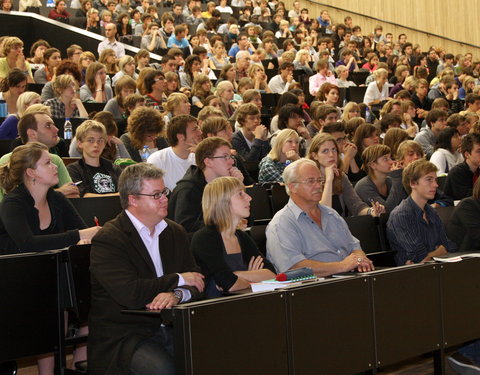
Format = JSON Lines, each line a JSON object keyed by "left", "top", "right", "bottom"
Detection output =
{"left": 125, "top": 209, "right": 168, "bottom": 237}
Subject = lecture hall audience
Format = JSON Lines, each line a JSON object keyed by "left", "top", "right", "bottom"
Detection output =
{"left": 2, "top": 1, "right": 480, "bottom": 373}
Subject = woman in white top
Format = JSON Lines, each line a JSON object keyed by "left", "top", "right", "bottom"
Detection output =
{"left": 363, "top": 68, "right": 389, "bottom": 106}
{"left": 216, "top": 0, "right": 233, "bottom": 13}
{"left": 111, "top": 55, "right": 139, "bottom": 86}
{"left": 335, "top": 65, "right": 357, "bottom": 88}
{"left": 430, "top": 127, "right": 463, "bottom": 175}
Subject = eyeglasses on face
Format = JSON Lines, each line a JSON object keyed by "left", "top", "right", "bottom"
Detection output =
{"left": 294, "top": 177, "right": 325, "bottom": 187}
{"left": 85, "top": 137, "right": 106, "bottom": 145}
{"left": 136, "top": 188, "right": 170, "bottom": 200}
{"left": 208, "top": 154, "right": 235, "bottom": 161}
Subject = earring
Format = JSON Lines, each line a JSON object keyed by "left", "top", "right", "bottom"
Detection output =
{"left": 32, "top": 178, "right": 36, "bottom": 184}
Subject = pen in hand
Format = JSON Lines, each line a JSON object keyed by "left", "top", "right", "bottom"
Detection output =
{"left": 73, "top": 181, "right": 83, "bottom": 186}
{"left": 94, "top": 216, "right": 100, "bottom": 226}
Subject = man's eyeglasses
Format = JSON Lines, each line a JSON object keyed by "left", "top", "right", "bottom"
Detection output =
{"left": 85, "top": 138, "right": 106, "bottom": 145}
{"left": 295, "top": 178, "right": 325, "bottom": 186}
{"left": 208, "top": 154, "right": 235, "bottom": 161}
{"left": 136, "top": 188, "right": 170, "bottom": 200}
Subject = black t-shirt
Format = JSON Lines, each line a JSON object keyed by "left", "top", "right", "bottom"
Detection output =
{"left": 67, "top": 157, "right": 121, "bottom": 197}
{"left": 84, "top": 164, "right": 117, "bottom": 194}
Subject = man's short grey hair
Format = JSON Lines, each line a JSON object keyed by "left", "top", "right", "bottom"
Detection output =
{"left": 236, "top": 50, "right": 250, "bottom": 60}
{"left": 282, "top": 158, "right": 318, "bottom": 195}
{"left": 118, "top": 163, "right": 165, "bottom": 209}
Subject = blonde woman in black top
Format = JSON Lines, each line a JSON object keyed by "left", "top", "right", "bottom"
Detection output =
{"left": 191, "top": 176, "right": 275, "bottom": 297}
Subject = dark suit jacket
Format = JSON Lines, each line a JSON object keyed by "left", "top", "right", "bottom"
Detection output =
{"left": 88, "top": 211, "right": 202, "bottom": 375}
{"left": 447, "top": 197, "right": 480, "bottom": 252}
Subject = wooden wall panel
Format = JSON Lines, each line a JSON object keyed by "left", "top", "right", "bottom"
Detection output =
{"left": 282, "top": 0, "right": 480, "bottom": 57}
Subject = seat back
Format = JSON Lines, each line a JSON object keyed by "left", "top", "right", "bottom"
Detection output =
{"left": 131, "top": 35, "right": 142, "bottom": 48}
{"left": 67, "top": 245, "right": 92, "bottom": 324}
{"left": 373, "top": 212, "right": 397, "bottom": 266}
{"left": 271, "top": 183, "right": 289, "bottom": 214}
{"left": 0, "top": 139, "right": 13, "bottom": 157}
{"left": 68, "top": 195, "right": 123, "bottom": 227}
{"left": 61, "top": 157, "right": 81, "bottom": 166}
{"left": 82, "top": 102, "right": 106, "bottom": 115}
{"left": 261, "top": 93, "right": 280, "bottom": 114}
{"left": 337, "top": 87, "right": 347, "bottom": 106}
{"left": 0, "top": 252, "right": 61, "bottom": 362}
{"left": 435, "top": 206, "right": 455, "bottom": 228}
{"left": 27, "top": 83, "right": 45, "bottom": 94}
{"left": 347, "top": 86, "right": 368, "bottom": 104}
{"left": 345, "top": 215, "right": 382, "bottom": 254}
{"left": 437, "top": 175, "right": 447, "bottom": 191}
{"left": 350, "top": 70, "right": 370, "bottom": 86}
{"left": 246, "top": 185, "right": 272, "bottom": 224}
{"left": 248, "top": 224, "right": 268, "bottom": 256}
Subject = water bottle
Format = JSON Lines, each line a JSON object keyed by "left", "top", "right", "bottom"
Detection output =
{"left": 365, "top": 106, "right": 372, "bottom": 123}
{"left": 0, "top": 100, "right": 7, "bottom": 117}
{"left": 141, "top": 145, "right": 150, "bottom": 162}
{"left": 64, "top": 118, "right": 72, "bottom": 140}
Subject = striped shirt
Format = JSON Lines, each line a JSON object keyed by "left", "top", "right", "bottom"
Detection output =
{"left": 386, "top": 196, "right": 457, "bottom": 265}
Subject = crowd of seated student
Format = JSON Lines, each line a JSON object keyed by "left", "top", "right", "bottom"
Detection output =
{"left": 3, "top": 2, "right": 480, "bottom": 373}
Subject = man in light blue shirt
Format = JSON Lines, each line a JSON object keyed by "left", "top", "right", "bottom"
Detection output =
{"left": 167, "top": 24, "right": 190, "bottom": 48}
{"left": 266, "top": 158, "right": 374, "bottom": 276}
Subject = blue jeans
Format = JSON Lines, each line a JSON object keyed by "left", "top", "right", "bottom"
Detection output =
{"left": 129, "top": 326, "right": 175, "bottom": 375}
{"left": 459, "top": 339, "right": 480, "bottom": 366}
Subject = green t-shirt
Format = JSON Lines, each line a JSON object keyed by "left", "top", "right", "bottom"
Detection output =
{"left": 0, "top": 58, "right": 33, "bottom": 80}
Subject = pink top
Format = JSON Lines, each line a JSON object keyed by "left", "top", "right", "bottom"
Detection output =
{"left": 308, "top": 73, "right": 336, "bottom": 96}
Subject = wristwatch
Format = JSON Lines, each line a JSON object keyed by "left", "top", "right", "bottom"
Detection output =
{"left": 173, "top": 289, "right": 183, "bottom": 302}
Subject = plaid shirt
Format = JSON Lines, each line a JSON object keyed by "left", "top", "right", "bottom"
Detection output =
{"left": 258, "top": 156, "right": 286, "bottom": 183}
{"left": 44, "top": 98, "right": 79, "bottom": 119}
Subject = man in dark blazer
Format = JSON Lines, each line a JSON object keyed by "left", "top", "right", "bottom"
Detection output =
{"left": 88, "top": 163, "right": 205, "bottom": 375}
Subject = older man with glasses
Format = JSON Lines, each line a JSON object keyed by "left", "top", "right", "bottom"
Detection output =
{"left": 266, "top": 158, "right": 374, "bottom": 276}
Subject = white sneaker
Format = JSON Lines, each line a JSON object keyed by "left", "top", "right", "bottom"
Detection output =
{"left": 448, "top": 354, "right": 480, "bottom": 375}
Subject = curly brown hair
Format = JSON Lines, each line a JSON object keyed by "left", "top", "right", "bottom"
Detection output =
{"left": 127, "top": 107, "right": 165, "bottom": 150}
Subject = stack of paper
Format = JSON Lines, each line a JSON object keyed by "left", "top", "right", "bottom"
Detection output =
{"left": 250, "top": 277, "right": 321, "bottom": 293}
